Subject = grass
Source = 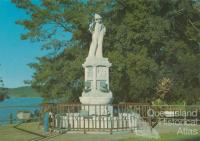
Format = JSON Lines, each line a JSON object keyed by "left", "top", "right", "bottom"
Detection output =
{"left": 119, "top": 125, "right": 200, "bottom": 141}
{"left": 0, "top": 123, "right": 199, "bottom": 141}
{"left": 0, "top": 123, "right": 43, "bottom": 141}
{"left": 119, "top": 133, "right": 200, "bottom": 141}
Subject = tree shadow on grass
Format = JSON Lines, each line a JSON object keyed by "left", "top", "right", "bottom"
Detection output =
{"left": 183, "top": 136, "right": 200, "bottom": 141}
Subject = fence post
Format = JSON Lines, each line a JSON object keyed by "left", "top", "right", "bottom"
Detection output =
{"left": 9, "top": 113, "right": 13, "bottom": 124}
{"left": 84, "top": 117, "right": 86, "bottom": 134}
{"left": 130, "top": 116, "right": 133, "bottom": 133}
{"left": 110, "top": 117, "right": 113, "bottom": 135}
{"left": 149, "top": 116, "right": 152, "bottom": 132}
{"left": 44, "top": 112, "right": 49, "bottom": 134}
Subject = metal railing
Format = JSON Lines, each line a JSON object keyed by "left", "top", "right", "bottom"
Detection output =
{"left": 42, "top": 103, "right": 200, "bottom": 134}
{"left": 0, "top": 103, "right": 199, "bottom": 134}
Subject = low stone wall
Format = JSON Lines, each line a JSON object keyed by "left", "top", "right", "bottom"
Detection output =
{"left": 54, "top": 113, "right": 139, "bottom": 131}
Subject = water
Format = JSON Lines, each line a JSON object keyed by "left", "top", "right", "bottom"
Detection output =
{"left": 0, "top": 97, "right": 43, "bottom": 124}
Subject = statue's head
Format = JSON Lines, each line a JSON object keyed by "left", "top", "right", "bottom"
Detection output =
{"left": 94, "top": 13, "right": 102, "bottom": 23}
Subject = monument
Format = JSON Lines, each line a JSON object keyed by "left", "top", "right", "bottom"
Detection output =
{"left": 52, "top": 14, "right": 159, "bottom": 139}
{"left": 79, "top": 14, "right": 113, "bottom": 115}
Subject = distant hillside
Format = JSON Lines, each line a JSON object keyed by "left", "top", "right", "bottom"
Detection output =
{"left": 7, "top": 86, "right": 41, "bottom": 98}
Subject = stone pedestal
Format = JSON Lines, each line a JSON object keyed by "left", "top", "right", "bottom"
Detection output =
{"left": 79, "top": 57, "right": 113, "bottom": 115}
{"left": 82, "top": 105, "right": 113, "bottom": 116}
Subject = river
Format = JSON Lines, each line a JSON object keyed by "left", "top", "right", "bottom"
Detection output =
{"left": 0, "top": 97, "right": 43, "bottom": 124}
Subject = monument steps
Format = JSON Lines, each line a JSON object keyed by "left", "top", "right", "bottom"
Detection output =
{"left": 133, "top": 116, "right": 160, "bottom": 139}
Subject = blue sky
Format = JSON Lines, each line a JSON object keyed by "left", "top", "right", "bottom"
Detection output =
{"left": 0, "top": 0, "right": 45, "bottom": 88}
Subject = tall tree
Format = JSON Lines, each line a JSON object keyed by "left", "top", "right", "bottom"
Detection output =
{"left": 13, "top": 0, "right": 200, "bottom": 104}
{"left": 0, "top": 65, "right": 8, "bottom": 100}
{"left": 0, "top": 79, "right": 8, "bottom": 98}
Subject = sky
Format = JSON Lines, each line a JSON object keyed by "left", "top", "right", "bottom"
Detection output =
{"left": 0, "top": 0, "right": 46, "bottom": 88}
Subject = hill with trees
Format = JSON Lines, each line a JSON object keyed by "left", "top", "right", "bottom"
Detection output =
{"left": 7, "top": 86, "right": 40, "bottom": 98}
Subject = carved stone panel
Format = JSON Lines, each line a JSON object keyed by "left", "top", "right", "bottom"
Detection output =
{"left": 96, "top": 66, "right": 108, "bottom": 80}
{"left": 86, "top": 66, "right": 93, "bottom": 80}
{"left": 96, "top": 80, "right": 108, "bottom": 92}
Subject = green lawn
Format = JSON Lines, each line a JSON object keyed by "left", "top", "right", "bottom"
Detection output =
{"left": 0, "top": 123, "right": 199, "bottom": 141}
{"left": 0, "top": 123, "right": 43, "bottom": 141}
{"left": 119, "top": 133, "right": 200, "bottom": 141}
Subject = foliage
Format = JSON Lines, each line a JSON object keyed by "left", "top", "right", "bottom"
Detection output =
{"left": 12, "top": 0, "right": 200, "bottom": 104}
{"left": 0, "top": 77, "right": 8, "bottom": 99}
{"left": 156, "top": 77, "right": 172, "bottom": 101}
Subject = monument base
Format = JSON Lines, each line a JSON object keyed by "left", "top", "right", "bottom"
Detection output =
{"left": 79, "top": 91, "right": 113, "bottom": 116}
{"left": 81, "top": 105, "right": 113, "bottom": 116}
{"left": 80, "top": 90, "right": 112, "bottom": 105}
{"left": 80, "top": 55, "right": 113, "bottom": 116}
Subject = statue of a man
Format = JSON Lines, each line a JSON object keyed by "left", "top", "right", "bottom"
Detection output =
{"left": 88, "top": 14, "right": 106, "bottom": 58}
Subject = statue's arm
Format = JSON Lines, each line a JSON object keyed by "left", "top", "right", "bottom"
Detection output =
{"left": 102, "top": 24, "right": 106, "bottom": 35}
{"left": 89, "top": 22, "right": 94, "bottom": 33}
